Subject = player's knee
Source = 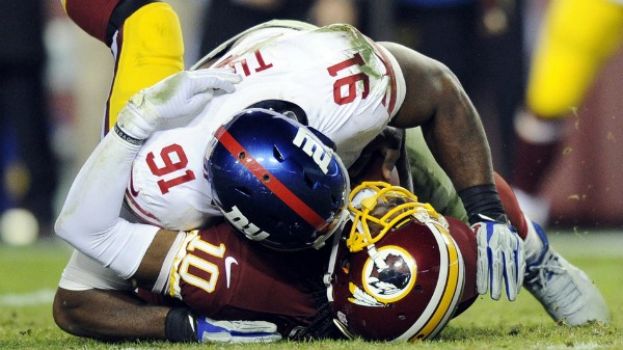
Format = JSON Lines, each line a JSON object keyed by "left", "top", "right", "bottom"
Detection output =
{"left": 52, "top": 288, "right": 87, "bottom": 336}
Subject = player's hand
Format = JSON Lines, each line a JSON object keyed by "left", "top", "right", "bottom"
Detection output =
{"left": 472, "top": 214, "right": 525, "bottom": 301}
{"left": 195, "top": 316, "right": 282, "bottom": 343}
{"left": 117, "top": 69, "right": 241, "bottom": 140}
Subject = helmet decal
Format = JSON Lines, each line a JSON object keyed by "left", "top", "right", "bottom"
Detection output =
{"left": 361, "top": 245, "right": 417, "bottom": 304}
{"left": 214, "top": 126, "right": 327, "bottom": 230}
{"left": 347, "top": 283, "right": 384, "bottom": 307}
{"left": 396, "top": 221, "right": 464, "bottom": 340}
{"left": 222, "top": 205, "right": 270, "bottom": 241}
{"left": 292, "top": 127, "right": 333, "bottom": 174}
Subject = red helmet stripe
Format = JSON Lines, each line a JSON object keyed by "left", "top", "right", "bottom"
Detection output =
{"left": 215, "top": 127, "right": 327, "bottom": 230}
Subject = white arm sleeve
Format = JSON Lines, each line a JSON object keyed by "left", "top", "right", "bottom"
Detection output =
{"left": 55, "top": 131, "right": 159, "bottom": 280}
{"left": 59, "top": 250, "right": 132, "bottom": 291}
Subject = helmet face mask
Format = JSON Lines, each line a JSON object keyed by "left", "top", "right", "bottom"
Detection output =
{"left": 205, "top": 108, "right": 350, "bottom": 251}
{"left": 331, "top": 182, "right": 465, "bottom": 341}
{"left": 347, "top": 181, "right": 444, "bottom": 253}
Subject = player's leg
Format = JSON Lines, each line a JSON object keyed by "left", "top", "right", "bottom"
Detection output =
{"left": 495, "top": 173, "right": 609, "bottom": 325}
{"left": 513, "top": 0, "right": 623, "bottom": 224}
{"left": 445, "top": 216, "right": 478, "bottom": 317}
{"left": 62, "top": 0, "right": 184, "bottom": 133}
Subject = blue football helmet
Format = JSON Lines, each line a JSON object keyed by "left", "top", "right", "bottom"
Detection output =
{"left": 205, "top": 108, "right": 350, "bottom": 251}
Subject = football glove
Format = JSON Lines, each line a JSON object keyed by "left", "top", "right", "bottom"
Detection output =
{"left": 116, "top": 69, "right": 241, "bottom": 140}
{"left": 195, "top": 316, "right": 282, "bottom": 343}
{"left": 472, "top": 214, "right": 525, "bottom": 301}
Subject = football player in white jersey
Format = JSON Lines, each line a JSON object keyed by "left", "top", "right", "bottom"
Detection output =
{"left": 52, "top": 0, "right": 608, "bottom": 343}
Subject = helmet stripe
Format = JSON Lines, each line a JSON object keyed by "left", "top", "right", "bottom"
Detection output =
{"left": 417, "top": 223, "right": 462, "bottom": 338}
{"left": 215, "top": 127, "right": 327, "bottom": 230}
{"left": 396, "top": 221, "right": 462, "bottom": 341}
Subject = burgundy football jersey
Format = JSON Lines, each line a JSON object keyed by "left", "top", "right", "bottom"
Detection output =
{"left": 169, "top": 222, "right": 331, "bottom": 336}
{"left": 169, "top": 216, "right": 476, "bottom": 338}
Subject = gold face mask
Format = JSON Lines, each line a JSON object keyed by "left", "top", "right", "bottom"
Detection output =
{"left": 346, "top": 181, "right": 445, "bottom": 252}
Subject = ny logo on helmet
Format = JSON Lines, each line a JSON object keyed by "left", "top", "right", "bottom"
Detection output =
{"left": 292, "top": 128, "right": 332, "bottom": 174}
{"left": 223, "top": 205, "right": 270, "bottom": 241}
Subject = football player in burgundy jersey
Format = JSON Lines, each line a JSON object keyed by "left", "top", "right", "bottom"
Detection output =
{"left": 52, "top": 0, "right": 608, "bottom": 343}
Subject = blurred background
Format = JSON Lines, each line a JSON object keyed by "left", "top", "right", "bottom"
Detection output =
{"left": 1, "top": 0, "right": 622, "bottom": 245}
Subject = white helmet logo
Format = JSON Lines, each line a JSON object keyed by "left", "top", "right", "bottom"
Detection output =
{"left": 292, "top": 128, "right": 332, "bottom": 174}
{"left": 223, "top": 205, "right": 270, "bottom": 241}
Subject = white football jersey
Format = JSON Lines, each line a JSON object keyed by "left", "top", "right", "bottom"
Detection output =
{"left": 125, "top": 22, "right": 406, "bottom": 230}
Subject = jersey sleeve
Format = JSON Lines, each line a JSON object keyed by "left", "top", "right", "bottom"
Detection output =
{"left": 59, "top": 249, "right": 132, "bottom": 291}
{"left": 374, "top": 43, "right": 407, "bottom": 120}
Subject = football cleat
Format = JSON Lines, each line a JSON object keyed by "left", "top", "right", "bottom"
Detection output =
{"left": 524, "top": 223, "right": 610, "bottom": 325}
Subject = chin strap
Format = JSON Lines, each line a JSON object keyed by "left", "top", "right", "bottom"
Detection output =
{"left": 324, "top": 228, "right": 343, "bottom": 302}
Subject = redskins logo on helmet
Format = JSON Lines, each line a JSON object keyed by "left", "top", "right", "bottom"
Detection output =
{"left": 329, "top": 181, "right": 465, "bottom": 341}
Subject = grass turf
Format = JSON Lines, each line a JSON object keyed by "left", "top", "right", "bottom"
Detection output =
{"left": 0, "top": 231, "right": 621, "bottom": 349}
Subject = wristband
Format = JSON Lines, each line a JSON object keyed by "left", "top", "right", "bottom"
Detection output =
{"left": 164, "top": 307, "right": 196, "bottom": 342}
{"left": 458, "top": 184, "right": 506, "bottom": 225}
{"left": 114, "top": 123, "right": 144, "bottom": 146}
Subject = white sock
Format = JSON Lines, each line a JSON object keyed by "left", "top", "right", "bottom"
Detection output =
{"left": 523, "top": 214, "right": 545, "bottom": 265}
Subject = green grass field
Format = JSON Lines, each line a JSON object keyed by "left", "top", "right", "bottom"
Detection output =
{"left": 1, "top": 231, "right": 621, "bottom": 349}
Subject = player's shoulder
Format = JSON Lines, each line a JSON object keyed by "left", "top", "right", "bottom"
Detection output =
{"left": 245, "top": 21, "right": 378, "bottom": 60}
{"left": 296, "top": 23, "right": 377, "bottom": 54}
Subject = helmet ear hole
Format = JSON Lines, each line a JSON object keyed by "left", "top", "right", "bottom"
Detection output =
{"left": 303, "top": 171, "right": 317, "bottom": 189}
{"left": 273, "top": 145, "right": 285, "bottom": 162}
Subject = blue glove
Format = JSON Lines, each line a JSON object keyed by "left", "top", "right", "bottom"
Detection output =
{"left": 472, "top": 214, "right": 525, "bottom": 301}
{"left": 195, "top": 316, "right": 282, "bottom": 343}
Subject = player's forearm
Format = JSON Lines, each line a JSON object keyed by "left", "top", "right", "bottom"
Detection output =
{"left": 422, "top": 70, "right": 495, "bottom": 191}
{"left": 53, "top": 288, "right": 169, "bottom": 341}
{"left": 384, "top": 41, "right": 495, "bottom": 190}
{"left": 55, "top": 129, "right": 159, "bottom": 279}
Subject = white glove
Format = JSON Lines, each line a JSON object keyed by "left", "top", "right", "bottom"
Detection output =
{"left": 472, "top": 214, "right": 525, "bottom": 301}
{"left": 116, "top": 69, "right": 241, "bottom": 140}
{"left": 195, "top": 316, "right": 282, "bottom": 343}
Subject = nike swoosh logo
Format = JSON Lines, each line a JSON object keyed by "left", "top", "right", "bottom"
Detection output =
{"left": 129, "top": 171, "right": 140, "bottom": 197}
{"left": 224, "top": 256, "right": 238, "bottom": 289}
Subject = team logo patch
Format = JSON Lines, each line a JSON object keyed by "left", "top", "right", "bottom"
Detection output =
{"left": 361, "top": 245, "right": 417, "bottom": 304}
